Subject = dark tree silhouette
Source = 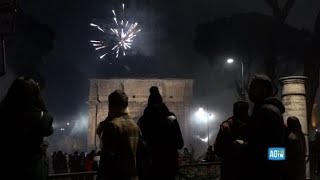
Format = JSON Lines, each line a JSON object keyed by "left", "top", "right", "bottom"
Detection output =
{"left": 193, "top": 1, "right": 320, "bottom": 126}
{"left": 264, "top": 0, "right": 296, "bottom": 22}
{"left": 304, "top": 11, "right": 320, "bottom": 126}
{"left": 193, "top": 12, "right": 305, "bottom": 97}
{"left": 3, "top": 9, "right": 55, "bottom": 88}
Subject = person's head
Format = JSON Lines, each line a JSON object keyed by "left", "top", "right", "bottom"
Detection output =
{"left": 287, "top": 116, "right": 302, "bottom": 131}
{"left": 148, "top": 86, "right": 163, "bottom": 105}
{"left": 233, "top": 100, "right": 249, "bottom": 120}
{"left": 91, "top": 150, "right": 96, "bottom": 154}
{"left": 249, "top": 74, "right": 273, "bottom": 103}
{"left": 108, "top": 90, "right": 129, "bottom": 113}
{"left": 2, "top": 77, "right": 39, "bottom": 109}
{"left": 183, "top": 148, "right": 188, "bottom": 153}
{"left": 315, "top": 130, "right": 320, "bottom": 141}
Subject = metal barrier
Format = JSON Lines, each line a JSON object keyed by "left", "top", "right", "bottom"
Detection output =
{"left": 48, "top": 162, "right": 221, "bottom": 180}
{"left": 48, "top": 171, "right": 96, "bottom": 180}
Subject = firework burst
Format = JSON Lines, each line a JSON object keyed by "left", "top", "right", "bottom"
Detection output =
{"left": 90, "top": 3, "right": 141, "bottom": 59}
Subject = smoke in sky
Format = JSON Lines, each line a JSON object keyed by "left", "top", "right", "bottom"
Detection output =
{"left": 70, "top": 111, "right": 89, "bottom": 136}
{"left": 4, "top": 0, "right": 319, "bottom": 154}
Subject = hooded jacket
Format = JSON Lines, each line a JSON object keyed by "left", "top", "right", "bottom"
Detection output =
{"left": 249, "top": 97, "right": 286, "bottom": 180}
{"left": 137, "top": 103, "right": 184, "bottom": 179}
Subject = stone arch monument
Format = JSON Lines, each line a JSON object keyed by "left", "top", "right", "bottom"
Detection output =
{"left": 87, "top": 78, "right": 194, "bottom": 150}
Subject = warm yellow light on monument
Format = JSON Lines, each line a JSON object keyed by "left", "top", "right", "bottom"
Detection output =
{"left": 311, "top": 103, "right": 319, "bottom": 128}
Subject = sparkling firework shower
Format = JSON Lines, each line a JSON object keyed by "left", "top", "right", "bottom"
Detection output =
{"left": 90, "top": 3, "right": 141, "bottom": 59}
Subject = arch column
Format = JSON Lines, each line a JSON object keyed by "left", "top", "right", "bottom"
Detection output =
{"left": 280, "top": 76, "right": 310, "bottom": 180}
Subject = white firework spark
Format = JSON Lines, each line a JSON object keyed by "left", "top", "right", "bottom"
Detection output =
{"left": 90, "top": 3, "right": 141, "bottom": 59}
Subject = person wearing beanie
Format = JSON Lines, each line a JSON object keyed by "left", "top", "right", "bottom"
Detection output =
{"left": 137, "top": 86, "right": 184, "bottom": 180}
{"left": 147, "top": 86, "right": 163, "bottom": 105}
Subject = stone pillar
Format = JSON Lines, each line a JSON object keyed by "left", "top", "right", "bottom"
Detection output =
{"left": 280, "top": 76, "right": 310, "bottom": 180}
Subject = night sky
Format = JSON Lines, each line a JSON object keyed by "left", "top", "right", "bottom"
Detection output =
{"left": 1, "top": 1, "right": 319, "bottom": 151}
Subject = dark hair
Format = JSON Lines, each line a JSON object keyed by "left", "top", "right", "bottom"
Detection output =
{"left": 249, "top": 74, "right": 273, "bottom": 97}
{"left": 287, "top": 116, "right": 302, "bottom": 130}
{"left": 233, "top": 100, "right": 249, "bottom": 115}
{"left": 2, "top": 78, "right": 39, "bottom": 110}
{"left": 108, "top": 90, "right": 129, "bottom": 108}
{"left": 148, "top": 86, "right": 163, "bottom": 105}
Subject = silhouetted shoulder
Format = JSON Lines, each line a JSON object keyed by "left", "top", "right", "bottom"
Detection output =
{"left": 167, "top": 115, "right": 176, "bottom": 121}
{"left": 41, "top": 112, "right": 53, "bottom": 136}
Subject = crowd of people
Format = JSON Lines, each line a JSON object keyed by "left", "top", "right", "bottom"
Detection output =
{"left": 50, "top": 150, "right": 100, "bottom": 174}
{"left": 1, "top": 74, "right": 320, "bottom": 180}
{"left": 213, "top": 74, "right": 320, "bottom": 180}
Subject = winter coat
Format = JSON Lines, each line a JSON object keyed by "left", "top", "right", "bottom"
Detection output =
{"left": 1, "top": 107, "right": 53, "bottom": 180}
{"left": 284, "top": 126, "right": 306, "bottom": 180}
{"left": 137, "top": 103, "right": 184, "bottom": 180}
{"left": 248, "top": 97, "right": 286, "bottom": 180}
{"left": 214, "top": 116, "right": 249, "bottom": 180}
{"left": 97, "top": 112, "right": 139, "bottom": 180}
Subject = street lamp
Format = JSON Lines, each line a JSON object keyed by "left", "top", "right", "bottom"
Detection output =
{"left": 195, "top": 107, "right": 215, "bottom": 147}
{"left": 227, "top": 58, "right": 234, "bottom": 64}
{"left": 227, "top": 58, "right": 245, "bottom": 99}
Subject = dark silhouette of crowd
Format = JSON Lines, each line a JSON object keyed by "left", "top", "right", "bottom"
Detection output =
{"left": 1, "top": 77, "right": 53, "bottom": 180}
{"left": 2, "top": 74, "right": 320, "bottom": 180}
{"left": 213, "top": 74, "right": 315, "bottom": 180}
{"left": 310, "top": 130, "right": 320, "bottom": 177}
{"left": 51, "top": 150, "right": 99, "bottom": 174}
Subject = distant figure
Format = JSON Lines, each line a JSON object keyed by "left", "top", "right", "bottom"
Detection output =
{"left": 0, "top": 77, "right": 53, "bottom": 180}
{"left": 79, "top": 152, "right": 86, "bottom": 171}
{"left": 85, "top": 150, "right": 96, "bottom": 171}
{"left": 70, "top": 151, "right": 81, "bottom": 172}
{"left": 56, "top": 151, "right": 68, "bottom": 173}
{"left": 204, "top": 145, "right": 217, "bottom": 162}
{"left": 180, "top": 148, "right": 192, "bottom": 164}
{"left": 42, "top": 140, "right": 50, "bottom": 176}
{"left": 93, "top": 151, "right": 102, "bottom": 171}
{"left": 52, "top": 152, "right": 57, "bottom": 174}
{"left": 96, "top": 90, "right": 139, "bottom": 180}
{"left": 315, "top": 130, "right": 320, "bottom": 175}
{"left": 284, "top": 116, "right": 306, "bottom": 180}
{"left": 137, "top": 86, "right": 184, "bottom": 180}
{"left": 214, "top": 100, "right": 250, "bottom": 180}
{"left": 248, "top": 74, "right": 286, "bottom": 180}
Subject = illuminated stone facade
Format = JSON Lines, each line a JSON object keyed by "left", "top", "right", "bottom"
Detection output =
{"left": 88, "top": 78, "right": 194, "bottom": 150}
{"left": 280, "top": 76, "right": 310, "bottom": 179}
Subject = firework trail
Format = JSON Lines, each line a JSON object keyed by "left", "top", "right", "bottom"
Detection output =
{"left": 90, "top": 3, "right": 141, "bottom": 59}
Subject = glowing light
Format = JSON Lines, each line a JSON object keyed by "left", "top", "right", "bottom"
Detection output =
{"left": 95, "top": 46, "right": 106, "bottom": 50}
{"left": 196, "top": 135, "right": 208, "bottom": 143}
{"left": 90, "top": 23, "right": 105, "bottom": 32}
{"left": 195, "top": 108, "right": 215, "bottom": 123}
{"left": 227, "top": 58, "right": 234, "bottom": 64}
{"left": 89, "top": 3, "right": 141, "bottom": 60}
{"left": 100, "top": 53, "right": 108, "bottom": 59}
{"left": 67, "top": 123, "right": 70, "bottom": 126}
{"left": 195, "top": 108, "right": 205, "bottom": 119}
